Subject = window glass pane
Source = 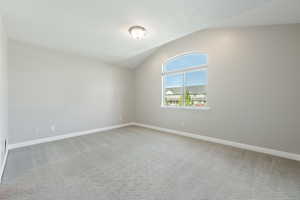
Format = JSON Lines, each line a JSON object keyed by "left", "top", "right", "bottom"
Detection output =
{"left": 164, "top": 74, "right": 184, "bottom": 106}
{"left": 185, "top": 69, "right": 208, "bottom": 86}
{"left": 185, "top": 70, "right": 208, "bottom": 107}
{"left": 164, "top": 53, "right": 207, "bottom": 72}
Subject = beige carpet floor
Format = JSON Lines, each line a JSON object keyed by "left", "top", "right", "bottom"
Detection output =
{"left": 1, "top": 126, "right": 300, "bottom": 200}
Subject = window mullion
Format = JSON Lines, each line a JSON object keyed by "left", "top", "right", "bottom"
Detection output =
{"left": 183, "top": 72, "right": 186, "bottom": 107}
{"left": 162, "top": 75, "right": 165, "bottom": 106}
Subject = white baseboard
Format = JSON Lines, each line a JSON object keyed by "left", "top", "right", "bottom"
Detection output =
{"left": 8, "top": 123, "right": 134, "bottom": 150}
{"left": 0, "top": 149, "right": 8, "bottom": 183}
{"left": 132, "top": 122, "right": 300, "bottom": 162}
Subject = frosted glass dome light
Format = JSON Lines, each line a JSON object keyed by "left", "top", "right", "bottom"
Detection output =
{"left": 129, "top": 26, "right": 147, "bottom": 40}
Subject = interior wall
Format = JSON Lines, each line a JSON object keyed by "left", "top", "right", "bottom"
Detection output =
{"left": 8, "top": 40, "right": 135, "bottom": 144}
{"left": 135, "top": 24, "right": 300, "bottom": 154}
{"left": 0, "top": 17, "right": 8, "bottom": 166}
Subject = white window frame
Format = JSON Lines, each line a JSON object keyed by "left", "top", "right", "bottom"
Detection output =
{"left": 161, "top": 52, "right": 210, "bottom": 110}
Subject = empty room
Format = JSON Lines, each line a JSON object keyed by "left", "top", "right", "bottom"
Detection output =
{"left": 0, "top": 0, "right": 300, "bottom": 199}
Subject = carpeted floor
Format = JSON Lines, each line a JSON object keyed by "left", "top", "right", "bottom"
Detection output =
{"left": 1, "top": 126, "right": 300, "bottom": 200}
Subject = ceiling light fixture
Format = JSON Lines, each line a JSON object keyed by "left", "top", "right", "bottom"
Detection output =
{"left": 128, "top": 26, "right": 147, "bottom": 40}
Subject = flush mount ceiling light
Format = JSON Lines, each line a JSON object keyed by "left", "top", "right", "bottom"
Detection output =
{"left": 128, "top": 26, "right": 147, "bottom": 40}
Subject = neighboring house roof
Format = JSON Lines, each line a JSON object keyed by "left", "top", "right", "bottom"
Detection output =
{"left": 165, "top": 85, "right": 207, "bottom": 94}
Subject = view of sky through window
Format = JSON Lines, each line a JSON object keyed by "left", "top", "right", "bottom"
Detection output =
{"left": 185, "top": 70, "right": 207, "bottom": 86}
{"left": 164, "top": 74, "right": 183, "bottom": 88}
{"left": 164, "top": 53, "right": 207, "bottom": 72}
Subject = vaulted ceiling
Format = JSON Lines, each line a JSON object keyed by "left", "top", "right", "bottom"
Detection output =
{"left": 1, "top": 0, "right": 300, "bottom": 68}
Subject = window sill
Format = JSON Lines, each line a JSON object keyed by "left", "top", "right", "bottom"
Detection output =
{"left": 161, "top": 105, "right": 211, "bottom": 110}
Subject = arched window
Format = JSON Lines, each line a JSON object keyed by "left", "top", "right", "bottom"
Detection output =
{"left": 162, "top": 53, "right": 208, "bottom": 109}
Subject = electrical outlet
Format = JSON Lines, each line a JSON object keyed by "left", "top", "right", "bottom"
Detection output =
{"left": 181, "top": 122, "right": 185, "bottom": 127}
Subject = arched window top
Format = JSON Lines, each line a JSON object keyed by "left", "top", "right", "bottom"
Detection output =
{"left": 163, "top": 53, "right": 207, "bottom": 73}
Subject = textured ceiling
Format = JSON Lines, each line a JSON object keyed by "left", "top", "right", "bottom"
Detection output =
{"left": 0, "top": 0, "right": 300, "bottom": 68}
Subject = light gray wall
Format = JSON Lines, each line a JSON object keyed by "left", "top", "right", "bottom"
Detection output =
{"left": 0, "top": 17, "right": 8, "bottom": 166}
{"left": 135, "top": 24, "right": 300, "bottom": 154}
{"left": 8, "top": 40, "right": 135, "bottom": 144}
